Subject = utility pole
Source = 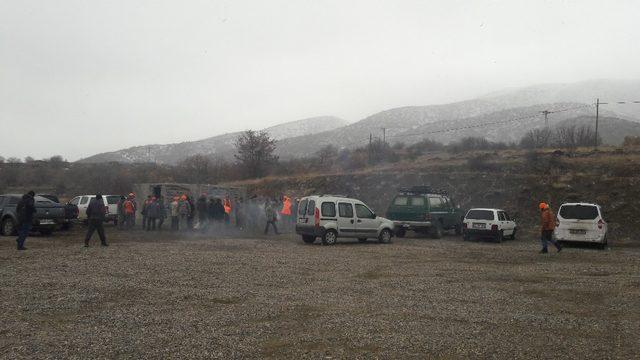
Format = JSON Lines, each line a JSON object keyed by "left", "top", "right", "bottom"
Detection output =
{"left": 381, "top": 127, "right": 386, "bottom": 144}
{"left": 368, "top": 133, "right": 372, "bottom": 163}
{"left": 541, "top": 110, "right": 550, "bottom": 128}
{"left": 594, "top": 98, "right": 600, "bottom": 150}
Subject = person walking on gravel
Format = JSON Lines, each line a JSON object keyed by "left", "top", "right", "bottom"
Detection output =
{"left": 264, "top": 200, "right": 279, "bottom": 235}
{"left": 15, "top": 190, "right": 36, "bottom": 250}
{"left": 84, "top": 194, "right": 108, "bottom": 247}
{"left": 539, "top": 202, "right": 561, "bottom": 254}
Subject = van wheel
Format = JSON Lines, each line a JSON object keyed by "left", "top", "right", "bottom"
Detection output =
{"left": 1, "top": 218, "right": 17, "bottom": 236}
{"left": 430, "top": 224, "right": 443, "bottom": 239}
{"left": 321, "top": 230, "right": 338, "bottom": 246}
{"left": 495, "top": 230, "right": 504, "bottom": 243}
{"left": 358, "top": 238, "right": 367, "bottom": 243}
{"left": 302, "top": 235, "right": 316, "bottom": 244}
{"left": 378, "top": 229, "right": 392, "bottom": 244}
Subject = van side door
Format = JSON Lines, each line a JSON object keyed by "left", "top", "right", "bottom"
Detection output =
{"left": 337, "top": 202, "right": 357, "bottom": 237}
{"left": 354, "top": 202, "right": 379, "bottom": 238}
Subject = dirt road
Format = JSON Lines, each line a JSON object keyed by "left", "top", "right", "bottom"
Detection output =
{"left": 1, "top": 227, "right": 638, "bottom": 359}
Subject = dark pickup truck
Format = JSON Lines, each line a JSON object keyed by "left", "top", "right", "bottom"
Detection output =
{"left": 38, "top": 194, "right": 79, "bottom": 230}
{"left": 0, "top": 194, "right": 67, "bottom": 236}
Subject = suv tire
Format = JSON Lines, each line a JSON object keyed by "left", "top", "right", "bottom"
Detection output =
{"left": 1, "top": 218, "right": 17, "bottom": 236}
{"left": 302, "top": 235, "right": 316, "bottom": 244}
{"left": 321, "top": 229, "right": 338, "bottom": 246}
{"left": 430, "top": 224, "right": 443, "bottom": 239}
{"left": 378, "top": 229, "right": 392, "bottom": 244}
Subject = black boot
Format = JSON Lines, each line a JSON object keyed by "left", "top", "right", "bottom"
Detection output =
{"left": 101, "top": 242, "right": 108, "bottom": 247}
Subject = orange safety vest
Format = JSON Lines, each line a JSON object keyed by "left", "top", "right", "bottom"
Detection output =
{"left": 223, "top": 199, "right": 231, "bottom": 214}
{"left": 123, "top": 200, "right": 135, "bottom": 214}
{"left": 281, "top": 198, "right": 292, "bottom": 215}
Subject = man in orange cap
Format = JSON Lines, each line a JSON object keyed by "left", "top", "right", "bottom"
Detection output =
{"left": 540, "top": 202, "right": 561, "bottom": 254}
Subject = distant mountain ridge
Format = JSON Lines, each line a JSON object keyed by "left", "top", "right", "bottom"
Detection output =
{"left": 79, "top": 79, "right": 640, "bottom": 164}
{"left": 78, "top": 116, "right": 349, "bottom": 164}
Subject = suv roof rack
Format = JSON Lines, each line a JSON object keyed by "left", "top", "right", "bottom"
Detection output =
{"left": 398, "top": 186, "right": 448, "bottom": 196}
{"left": 320, "top": 194, "right": 347, "bottom": 198}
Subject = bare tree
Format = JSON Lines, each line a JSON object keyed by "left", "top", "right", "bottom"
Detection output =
{"left": 520, "top": 128, "right": 553, "bottom": 149}
{"left": 234, "top": 130, "right": 278, "bottom": 178}
{"left": 177, "top": 154, "right": 214, "bottom": 184}
{"left": 316, "top": 144, "right": 338, "bottom": 165}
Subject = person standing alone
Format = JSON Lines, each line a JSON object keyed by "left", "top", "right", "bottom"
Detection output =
{"left": 85, "top": 194, "right": 108, "bottom": 247}
{"left": 15, "top": 190, "right": 36, "bottom": 250}
{"left": 264, "top": 200, "right": 279, "bottom": 235}
{"left": 539, "top": 202, "right": 561, "bottom": 254}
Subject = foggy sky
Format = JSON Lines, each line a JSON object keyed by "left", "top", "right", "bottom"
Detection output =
{"left": 1, "top": 0, "right": 639, "bottom": 161}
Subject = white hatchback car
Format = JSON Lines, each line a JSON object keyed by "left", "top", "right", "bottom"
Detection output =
{"left": 462, "top": 208, "right": 517, "bottom": 242}
{"left": 295, "top": 195, "right": 395, "bottom": 245}
{"left": 554, "top": 203, "right": 608, "bottom": 248}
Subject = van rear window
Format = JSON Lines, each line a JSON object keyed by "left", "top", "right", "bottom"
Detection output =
{"left": 466, "top": 210, "right": 495, "bottom": 220}
{"left": 307, "top": 200, "right": 316, "bottom": 216}
{"left": 559, "top": 205, "right": 598, "bottom": 220}
{"left": 298, "top": 199, "right": 308, "bottom": 216}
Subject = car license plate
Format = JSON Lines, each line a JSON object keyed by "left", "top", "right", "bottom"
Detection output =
{"left": 570, "top": 229, "right": 586, "bottom": 234}
{"left": 40, "top": 219, "right": 55, "bottom": 225}
{"left": 472, "top": 223, "right": 486, "bottom": 229}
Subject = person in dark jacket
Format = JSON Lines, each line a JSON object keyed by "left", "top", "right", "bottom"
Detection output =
{"left": 85, "top": 194, "right": 108, "bottom": 247}
{"left": 116, "top": 195, "right": 126, "bottom": 230}
{"left": 146, "top": 197, "right": 160, "bottom": 231}
{"left": 15, "top": 190, "right": 36, "bottom": 250}
{"left": 196, "top": 195, "right": 208, "bottom": 231}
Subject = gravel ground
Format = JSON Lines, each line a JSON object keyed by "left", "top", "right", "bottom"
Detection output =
{"left": 1, "top": 226, "right": 639, "bottom": 359}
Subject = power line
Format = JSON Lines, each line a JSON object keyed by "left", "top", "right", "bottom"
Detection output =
{"left": 381, "top": 103, "right": 593, "bottom": 141}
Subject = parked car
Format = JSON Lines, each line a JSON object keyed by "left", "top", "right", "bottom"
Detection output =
{"left": 68, "top": 194, "right": 121, "bottom": 224}
{"left": 295, "top": 195, "right": 394, "bottom": 245}
{"left": 385, "top": 186, "right": 464, "bottom": 238}
{"left": 0, "top": 194, "right": 66, "bottom": 236}
{"left": 554, "top": 203, "right": 608, "bottom": 248}
{"left": 38, "top": 194, "right": 79, "bottom": 230}
{"left": 462, "top": 208, "right": 517, "bottom": 242}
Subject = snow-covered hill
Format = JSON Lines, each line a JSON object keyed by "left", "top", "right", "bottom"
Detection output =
{"left": 78, "top": 116, "right": 348, "bottom": 164}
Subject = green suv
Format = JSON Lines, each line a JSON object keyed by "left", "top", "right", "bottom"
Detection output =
{"left": 385, "top": 186, "right": 464, "bottom": 238}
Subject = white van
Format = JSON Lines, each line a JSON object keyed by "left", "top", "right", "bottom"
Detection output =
{"left": 295, "top": 195, "right": 395, "bottom": 245}
{"left": 69, "top": 195, "right": 121, "bottom": 224}
{"left": 554, "top": 203, "right": 608, "bottom": 248}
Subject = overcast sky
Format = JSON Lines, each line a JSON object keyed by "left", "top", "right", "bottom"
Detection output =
{"left": 1, "top": 0, "right": 639, "bottom": 161}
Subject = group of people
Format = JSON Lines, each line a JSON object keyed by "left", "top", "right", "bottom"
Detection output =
{"left": 12, "top": 189, "right": 561, "bottom": 254}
